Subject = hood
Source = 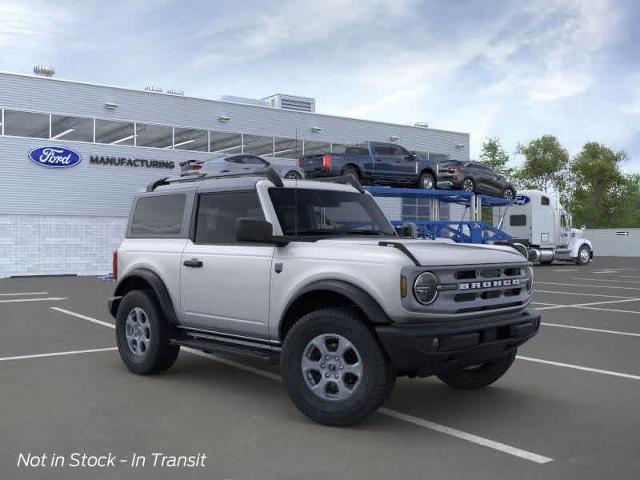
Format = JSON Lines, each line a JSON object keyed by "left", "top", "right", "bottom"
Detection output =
{"left": 316, "top": 238, "right": 527, "bottom": 266}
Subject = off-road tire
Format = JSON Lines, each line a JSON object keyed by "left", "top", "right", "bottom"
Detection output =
{"left": 116, "top": 290, "right": 180, "bottom": 375}
{"left": 280, "top": 308, "right": 396, "bottom": 426}
{"left": 419, "top": 172, "right": 436, "bottom": 189}
{"left": 436, "top": 349, "right": 516, "bottom": 390}
{"left": 576, "top": 245, "right": 591, "bottom": 265}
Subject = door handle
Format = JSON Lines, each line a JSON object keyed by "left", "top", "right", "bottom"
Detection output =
{"left": 183, "top": 258, "right": 203, "bottom": 268}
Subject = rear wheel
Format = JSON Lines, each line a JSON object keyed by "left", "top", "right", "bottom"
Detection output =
{"left": 342, "top": 166, "right": 360, "bottom": 183}
{"left": 116, "top": 290, "right": 180, "bottom": 375}
{"left": 284, "top": 170, "right": 302, "bottom": 179}
{"left": 576, "top": 244, "right": 591, "bottom": 265}
{"left": 419, "top": 172, "right": 435, "bottom": 189}
{"left": 436, "top": 349, "right": 516, "bottom": 389}
{"left": 280, "top": 308, "right": 395, "bottom": 426}
{"left": 462, "top": 178, "right": 475, "bottom": 192}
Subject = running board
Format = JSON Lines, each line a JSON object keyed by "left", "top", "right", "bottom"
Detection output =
{"left": 171, "top": 332, "right": 280, "bottom": 364}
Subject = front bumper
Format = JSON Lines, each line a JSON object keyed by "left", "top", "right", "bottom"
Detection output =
{"left": 375, "top": 309, "right": 540, "bottom": 377}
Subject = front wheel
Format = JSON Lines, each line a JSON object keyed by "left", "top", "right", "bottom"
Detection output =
{"left": 503, "top": 187, "right": 515, "bottom": 200}
{"left": 462, "top": 178, "right": 475, "bottom": 192}
{"left": 419, "top": 172, "right": 435, "bottom": 189}
{"left": 436, "top": 349, "right": 516, "bottom": 389}
{"left": 115, "top": 290, "right": 180, "bottom": 375}
{"left": 576, "top": 244, "right": 591, "bottom": 265}
{"left": 280, "top": 308, "right": 396, "bottom": 426}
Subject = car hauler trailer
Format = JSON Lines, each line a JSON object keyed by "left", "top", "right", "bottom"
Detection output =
{"left": 493, "top": 190, "right": 593, "bottom": 265}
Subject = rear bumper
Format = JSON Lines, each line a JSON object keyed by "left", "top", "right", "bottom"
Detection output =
{"left": 303, "top": 169, "right": 338, "bottom": 178}
{"left": 436, "top": 175, "right": 463, "bottom": 190}
{"left": 375, "top": 309, "right": 540, "bottom": 376}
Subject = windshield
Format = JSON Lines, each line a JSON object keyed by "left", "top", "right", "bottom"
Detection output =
{"left": 268, "top": 188, "right": 396, "bottom": 237}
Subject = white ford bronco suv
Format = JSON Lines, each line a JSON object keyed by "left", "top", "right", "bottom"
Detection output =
{"left": 109, "top": 167, "right": 540, "bottom": 426}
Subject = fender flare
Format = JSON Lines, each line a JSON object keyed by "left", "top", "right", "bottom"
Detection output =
{"left": 110, "top": 268, "right": 178, "bottom": 324}
{"left": 281, "top": 279, "right": 391, "bottom": 328}
{"left": 571, "top": 238, "right": 593, "bottom": 258}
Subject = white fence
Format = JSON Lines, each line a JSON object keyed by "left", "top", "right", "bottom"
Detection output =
{"left": 583, "top": 228, "right": 640, "bottom": 257}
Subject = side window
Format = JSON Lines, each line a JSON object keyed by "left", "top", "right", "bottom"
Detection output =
{"left": 372, "top": 144, "right": 390, "bottom": 155}
{"left": 130, "top": 194, "right": 186, "bottom": 237}
{"left": 195, "top": 191, "right": 264, "bottom": 244}
{"left": 510, "top": 214, "right": 527, "bottom": 227}
{"left": 560, "top": 214, "right": 567, "bottom": 228}
{"left": 388, "top": 145, "right": 409, "bottom": 157}
{"left": 541, "top": 196, "right": 550, "bottom": 206}
{"left": 345, "top": 146, "right": 368, "bottom": 156}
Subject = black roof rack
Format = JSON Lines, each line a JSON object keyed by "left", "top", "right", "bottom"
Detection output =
{"left": 309, "top": 174, "right": 365, "bottom": 193}
{"left": 146, "top": 166, "right": 284, "bottom": 192}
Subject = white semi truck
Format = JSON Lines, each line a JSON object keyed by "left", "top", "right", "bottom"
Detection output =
{"left": 493, "top": 189, "right": 593, "bottom": 265}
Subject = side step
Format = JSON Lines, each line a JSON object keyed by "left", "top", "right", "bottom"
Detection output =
{"left": 171, "top": 331, "right": 280, "bottom": 365}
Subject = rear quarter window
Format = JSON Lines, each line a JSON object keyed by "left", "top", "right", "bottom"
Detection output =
{"left": 129, "top": 194, "right": 187, "bottom": 237}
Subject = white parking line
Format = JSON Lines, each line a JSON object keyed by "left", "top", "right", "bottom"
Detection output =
{"left": 537, "top": 281, "right": 640, "bottom": 292}
{"left": 0, "top": 291, "right": 49, "bottom": 296}
{"left": 0, "top": 297, "right": 67, "bottom": 304}
{"left": 51, "top": 307, "right": 115, "bottom": 329}
{"left": 533, "top": 297, "right": 640, "bottom": 311}
{"left": 542, "top": 322, "right": 640, "bottom": 338}
{"left": 378, "top": 408, "right": 553, "bottom": 464}
{"left": 575, "top": 306, "right": 640, "bottom": 315}
{"left": 517, "top": 356, "right": 640, "bottom": 381}
{"left": 573, "top": 277, "right": 640, "bottom": 285}
{"left": 0, "top": 347, "right": 116, "bottom": 362}
{"left": 535, "top": 290, "right": 633, "bottom": 299}
{"left": 51, "top": 308, "right": 553, "bottom": 464}
{"left": 552, "top": 268, "right": 576, "bottom": 272}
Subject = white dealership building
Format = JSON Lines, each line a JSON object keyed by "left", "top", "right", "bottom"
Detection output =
{"left": 0, "top": 70, "right": 470, "bottom": 277}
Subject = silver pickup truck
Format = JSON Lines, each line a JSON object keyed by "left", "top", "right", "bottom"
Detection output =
{"left": 108, "top": 168, "right": 540, "bottom": 426}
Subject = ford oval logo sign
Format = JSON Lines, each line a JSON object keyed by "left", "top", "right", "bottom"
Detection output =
{"left": 28, "top": 146, "right": 82, "bottom": 168}
{"left": 514, "top": 195, "right": 530, "bottom": 205}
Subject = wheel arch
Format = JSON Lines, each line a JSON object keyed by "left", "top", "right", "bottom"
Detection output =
{"left": 110, "top": 268, "right": 178, "bottom": 324}
{"left": 341, "top": 163, "right": 362, "bottom": 177}
{"left": 419, "top": 167, "right": 436, "bottom": 178}
{"left": 278, "top": 279, "right": 391, "bottom": 341}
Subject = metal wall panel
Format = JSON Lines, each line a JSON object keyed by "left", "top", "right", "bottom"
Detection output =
{"left": 583, "top": 228, "right": 640, "bottom": 257}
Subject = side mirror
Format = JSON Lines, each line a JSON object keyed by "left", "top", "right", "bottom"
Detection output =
{"left": 581, "top": 224, "right": 587, "bottom": 231}
{"left": 235, "top": 218, "right": 287, "bottom": 245}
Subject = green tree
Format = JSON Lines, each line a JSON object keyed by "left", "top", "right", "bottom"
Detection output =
{"left": 514, "top": 135, "right": 569, "bottom": 193}
{"left": 568, "top": 143, "right": 639, "bottom": 227}
{"left": 478, "top": 137, "right": 512, "bottom": 175}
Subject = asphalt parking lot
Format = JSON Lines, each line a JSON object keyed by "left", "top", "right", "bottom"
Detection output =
{"left": 1, "top": 257, "right": 639, "bottom": 480}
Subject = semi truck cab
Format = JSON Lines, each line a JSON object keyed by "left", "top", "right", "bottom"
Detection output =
{"left": 494, "top": 189, "right": 593, "bottom": 265}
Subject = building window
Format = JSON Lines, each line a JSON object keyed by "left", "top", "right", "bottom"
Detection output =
{"left": 273, "top": 137, "right": 300, "bottom": 158}
{"left": 243, "top": 134, "right": 274, "bottom": 156}
{"left": 402, "top": 198, "right": 431, "bottom": 222}
{"left": 209, "top": 131, "right": 242, "bottom": 154}
{"left": 51, "top": 115, "right": 94, "bottom": 142}
{"left": 173, "top": 127, "right": 208, "bottom": 151}
{"left": 3, "top": 110, "right": 49, "bottom": 138}
{"left": 95, "top": 119, "right": 135, "bottom": 145}
{"left": 136, "top": 123, "right": 173, "bottom": 149}
{"left": 303, "top": 140, "right": 330, "bottom": 156}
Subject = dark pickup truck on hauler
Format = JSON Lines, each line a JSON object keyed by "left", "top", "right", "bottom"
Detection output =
{"left": 299, "top": 141, "right": 439, "bottom": 189}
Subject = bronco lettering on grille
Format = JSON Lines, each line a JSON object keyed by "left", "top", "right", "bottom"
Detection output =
{"left": 459, "top": 279, "right": 521, "bottom": 290}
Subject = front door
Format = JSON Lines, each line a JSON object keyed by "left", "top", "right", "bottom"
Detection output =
{"left": 386, "top": 144, "right": 416, "bottom": 183}
{"left": 180, "top": 190, "right": 274, "bottom": 339}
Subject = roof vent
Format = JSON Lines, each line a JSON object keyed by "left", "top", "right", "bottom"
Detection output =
{"left": 219, "top": 95, "right": 271, "bottom": 107}
{"left": 167, "top": 89, "right": 184, "bottom": 96}
{"left": 263, "top": 94, "right": 316, "bottom": 113}
{"left": 144, "top": 85, "right": 163, "bottom": 93}
{"left": 33, "top": 65, "right": 55, "bottom": 77}
{"left": 414, "top": 122, "right": 429, "bottom": 128}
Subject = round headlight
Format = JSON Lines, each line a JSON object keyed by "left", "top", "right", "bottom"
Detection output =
{"left": 413, "top": 272, "right": 439, "bottom": 305}
{"left": 525, "top": 266, "right": 534, "bottom": 291}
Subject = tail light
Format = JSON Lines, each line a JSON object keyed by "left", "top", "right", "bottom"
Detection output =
{"left": 112, "top": 251, "right": 118, "bottom": 281}
{"left": 322, "top": 154, "right": 331, "bottom": 170}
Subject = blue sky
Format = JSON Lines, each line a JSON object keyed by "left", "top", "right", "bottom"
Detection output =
{"left": 2, "top": 0, "right": 639, "bottom": 171}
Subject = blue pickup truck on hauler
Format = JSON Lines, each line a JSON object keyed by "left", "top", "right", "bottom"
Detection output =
{"left": 299, "top": 141, "right": 440, "bottom": 189}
